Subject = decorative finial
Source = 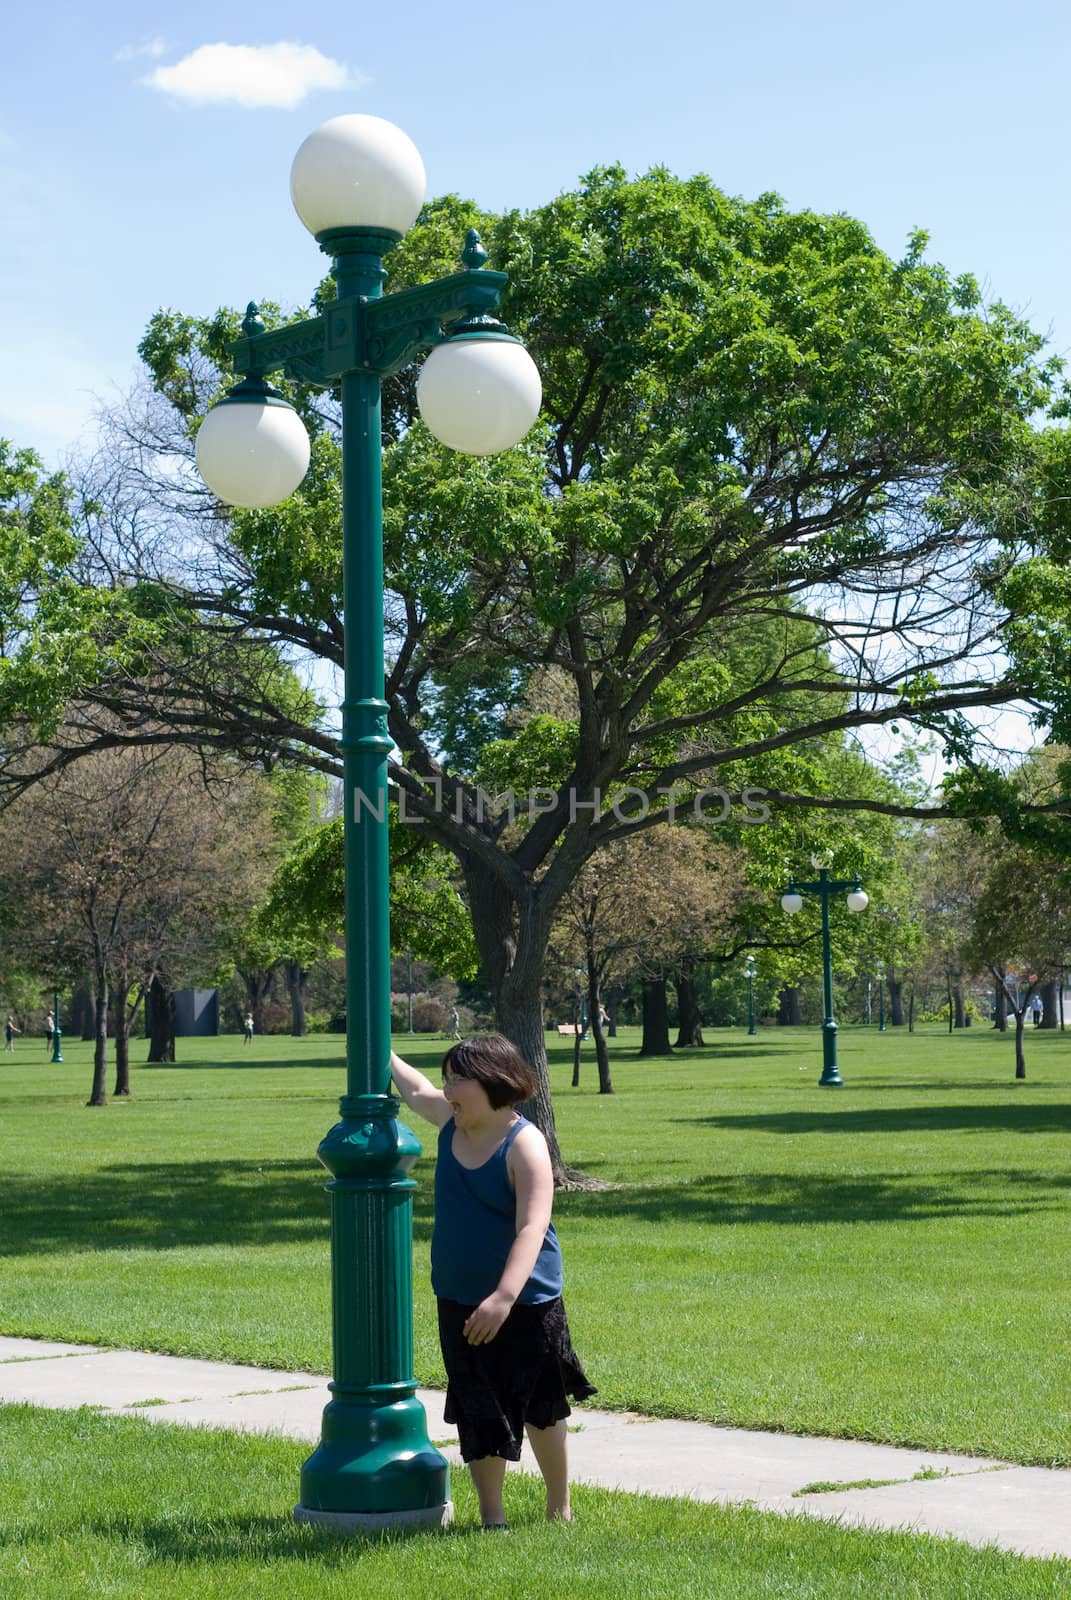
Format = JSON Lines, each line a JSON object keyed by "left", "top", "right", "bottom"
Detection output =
{"left": 242, "top": 302, "right": 266, "bottom": 338}
{"left": 461, "top": 229, "right": 488, "bottom": 270}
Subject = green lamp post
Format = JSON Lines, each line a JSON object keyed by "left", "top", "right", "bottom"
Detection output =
{"left": 50, "top": 990, "right": 63, "bottom": 1063}
{"left": 780, "top": 852, "right": 868, "bottom": 1087}
{"left": 875, "top": 962, "right": 886, "bottom": 1032}
{"left": 744, "top": 955, "right": 757, "bottom": 1036}
{"left": 194, "top": 113, "right": 542, "bottom": 1533}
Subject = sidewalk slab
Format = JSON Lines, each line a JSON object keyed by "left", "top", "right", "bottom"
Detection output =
{"left": 0, "top": 1337, "right": 99, "bottom": 1361}
{"left": 0, "top": 1346, "right": 321, "bottom": 1410}
{"left": 1, "top": 1337, "right": 1067, "bottom": 1562}
{"left": 781, "top": 1466, "right": 1071, "bottom": 1563}
{"left": 563, "top": 1412, "right": 1002, "bottom": 1503}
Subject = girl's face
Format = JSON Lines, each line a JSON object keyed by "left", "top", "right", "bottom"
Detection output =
{"left": 443, "top": 1070, "right": 494, "bottom": 1128}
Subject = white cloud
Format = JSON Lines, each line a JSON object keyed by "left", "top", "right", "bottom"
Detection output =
{"left": 144, "top": 42, "right": 359, "bottom": 109}
{"left": 115, "top": 37, "right": 169, "bottom": 63}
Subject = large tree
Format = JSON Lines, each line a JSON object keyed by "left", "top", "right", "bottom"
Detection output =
{"left": 2, "top": 168, "right": 1066, "bottom": 1175}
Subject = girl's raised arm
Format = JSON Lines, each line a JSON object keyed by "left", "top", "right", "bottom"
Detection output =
{"left": 389, "top": 1050, "right": 452, "bottom": 1128}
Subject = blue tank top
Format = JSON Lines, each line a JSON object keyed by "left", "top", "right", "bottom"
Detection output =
{"left": 431, "top": 1115, "right": 563, "bottom": 1306}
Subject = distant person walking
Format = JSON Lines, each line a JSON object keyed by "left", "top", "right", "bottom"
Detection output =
{"left": 450, "top": 1007, "right": 461, "bottom": 1041}
{"left": 4, "top": 1014, "right": 20, "bottom": 1051}
{"left": 1031, "top": 994, "right": 1043, "bottom": 1027}
{"left": 242, "top": 1012, "right": 255, "bottom": 1047}
{"left": 44, "top": 1011, "right": 55, "bottom": 1053}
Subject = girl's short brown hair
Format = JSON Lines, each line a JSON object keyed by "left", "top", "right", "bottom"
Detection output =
{"left": 441, "top": 1035, "right": 536, "bottom": 1109}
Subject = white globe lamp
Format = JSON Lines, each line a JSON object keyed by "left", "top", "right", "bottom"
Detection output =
{"left": 417, "top": 335, "right": 542, "bottom": 455}
{"left": 781, "top": 892, "right": 804, "bottom": 914}
{"left": 196, "top": 381, "right": 311, "bottom": 510}
{"left": 846, "top": 889, "right": 869, "bottom": 913}
{"left": 290, "top": 114, "right": 426, "bottom": 238}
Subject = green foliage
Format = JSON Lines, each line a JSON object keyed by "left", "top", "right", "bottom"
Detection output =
{"left": 257, "top": 815, "right": 480, "bottom": 982}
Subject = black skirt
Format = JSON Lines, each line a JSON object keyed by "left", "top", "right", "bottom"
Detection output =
{"left": 437, "top": 1295, "right": 597, "bottom": 1462}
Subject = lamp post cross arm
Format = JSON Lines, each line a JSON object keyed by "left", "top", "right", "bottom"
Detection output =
{"left": 228, "top": 264, "right": 511, "bottom": 388}
{"left": 791, "top": 876, "right": 862, "bottom": 897}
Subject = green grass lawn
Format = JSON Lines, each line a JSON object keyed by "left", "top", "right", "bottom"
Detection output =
{"left": 1, "top": 1023, "right": 1068, "bottom": 1465}
{"left": 1, "top": 1405, "right": 1067, "bottom": 1600}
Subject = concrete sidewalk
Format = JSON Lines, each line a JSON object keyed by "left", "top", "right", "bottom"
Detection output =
{"left": 1, "top": 1335, "right": 1068, "bottom": 1561}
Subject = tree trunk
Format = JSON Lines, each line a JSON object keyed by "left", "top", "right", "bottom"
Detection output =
{"left": 1040, "top": 979, "right": 1059, "bottom": 1029}
{"left": 146, "top": 973, "right": 176, "bottom": 1064}
{"left": 993, "top": 982, "right": 1008, "bottom": 1032}
{"left": 87, "top": 965, "right": 108, "bottom": 1107}
{"left": 778, "top": 986, "right": 802, "bottom": 1026}
{"left": 112, "top": 976, "right": 131, "bottom": 1097}
{"left": 605, "top": 990, "right": 619, "bottom": 1038}
{"left": 953, "top": 986, "right": 966, "bottom": 1029}
{"left": 459, "top": 858, "right": 585, "bottom": 1185}
{"left": 241, "top": 968, "right": 275, "bottom": 1035}
{"left": 1014, "top": 1010, "right": 1027, "bottom": 1080}
{"left": 285, "top": 959, "right": 309, "bottom": 1037}
{"left": 674, "top": 966, "right": 704, "bottom": 1047}
{"left": 638, "top": 978, "right": 672, "bottom": 1056}
{"left": 81, "top": 988, "right": 97, "bottom": 1042}
{"left": 571, "top": 993, "right": 582, "bottom": 1088}
{"left": 588, "top": 973, "right": 613, "bottom": 1094}
{"left": 908, "top": 987, "right": 915, "bottom": 1033}
{"left": 888, "top": 977, "right": 905, "bottom": 1027}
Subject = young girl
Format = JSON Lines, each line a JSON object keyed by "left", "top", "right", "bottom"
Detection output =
{"left": 390, "top": 1035, "right": 595, "bottom": 1529}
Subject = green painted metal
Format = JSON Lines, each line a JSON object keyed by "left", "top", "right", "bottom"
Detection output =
{"left": 217, "top": 225, "right": 520, "bottom": 1523}
{"left": 50, "top": 989, "right": 63, "bottom": 1064}
{"left": 783, "top": 869, "right": 864, "bottom": 1087}
{"left": 214, "top": 374, "right": 296, "bottom": 409}
{"left": 817, "top": 872, "right": 841, "bottom": 1086}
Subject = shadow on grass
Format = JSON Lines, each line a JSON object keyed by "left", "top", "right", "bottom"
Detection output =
{"left": 689, "top": 1103, "right": 1071, "bottom": 1136}
{"left": 143, "top": 1057, "right": 344, "bottom": 1072}
{"left": 92, "top": 1511, "right": 484, "bottom": 1565}
{"left": 554, "top": 1167, "right": 1071, "bottom": 1227}
{"left": 0, "top": 1160, "right": 331, "bottom": 1257}
{"left": 0, "top": 1144, "right": 444, "bottom": 1257}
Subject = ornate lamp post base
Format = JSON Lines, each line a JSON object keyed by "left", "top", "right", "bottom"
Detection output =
{"left": 295, "top": 1502, "right": 455, "bottom": 1534}
{"left": 292, "top": 1099, "right": 451, "bottom": 1523}
{"left": 819, "top": 1020, "right": 843, "bottom": 1087}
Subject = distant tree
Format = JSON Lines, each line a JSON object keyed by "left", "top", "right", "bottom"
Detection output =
{"left": 0, "top": 746, "right": 271, "bottom": 1100}
{"left": 964, "top": 845, "right": 1071, "bottom": 1078}
{"left": 550, "top": 826, "right": 744, "bottom": 1086}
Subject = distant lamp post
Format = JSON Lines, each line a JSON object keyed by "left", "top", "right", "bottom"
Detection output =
{"left": 875, "top": 963, "right": 886, "bottom": 1033}
{"left": 744, "top": 956, "right": 757, "bottom": 1036}
{"left": 194, "top": 113, "right": 542, "bottom": 1534}
{"left": 781, "top": 852, "right": 868, "bottom": 1086}
{"left": 51, "top": 989, "right": 63, "bottom": 1063}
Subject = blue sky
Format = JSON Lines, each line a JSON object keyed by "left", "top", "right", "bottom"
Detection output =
{"left": 4, "top": 0, "right": 1071, "bottom": 468}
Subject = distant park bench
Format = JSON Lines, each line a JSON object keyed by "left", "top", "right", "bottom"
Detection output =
{"left": 556, "top": 1023, "right": 582, "bottom": 1035}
